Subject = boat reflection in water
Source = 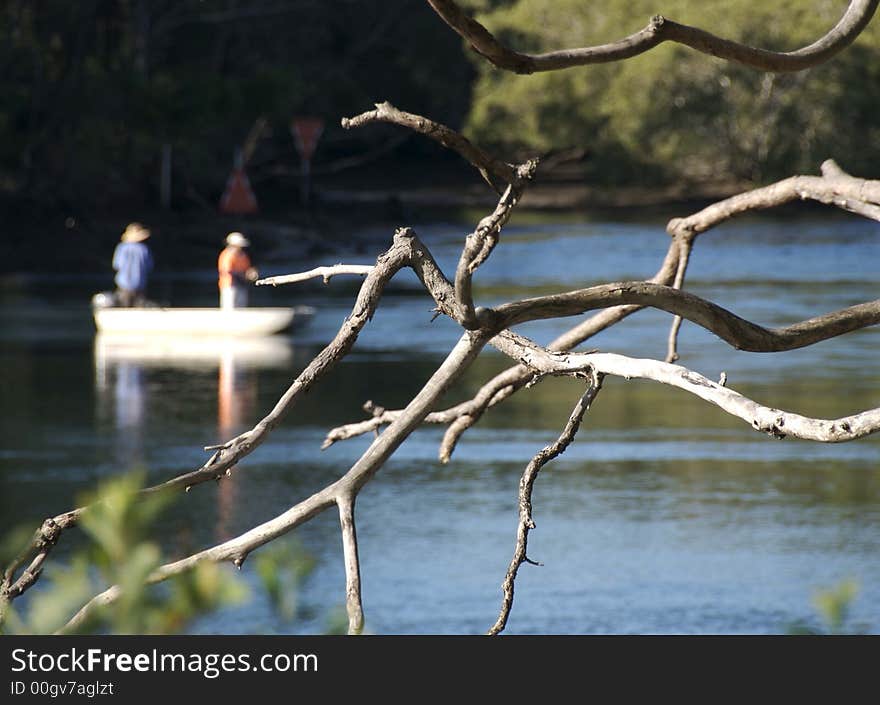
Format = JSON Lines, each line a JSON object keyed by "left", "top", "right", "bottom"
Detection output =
{"left": 93, "top": 332, "right": 295, "bottom": 539}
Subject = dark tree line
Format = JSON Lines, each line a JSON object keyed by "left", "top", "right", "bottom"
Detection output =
{"left": 0, "top": 0, "right": 474, "bottom": 214}
{"left": 5, "top": 1, "right": 879, "bottom": 219}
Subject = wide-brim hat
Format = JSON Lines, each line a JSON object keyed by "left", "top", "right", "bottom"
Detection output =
{"left": 226, "top": 232, "right": 250, "bottom": 247}
{"left": 121, "top": 222, "right": 150, "bottom": 242}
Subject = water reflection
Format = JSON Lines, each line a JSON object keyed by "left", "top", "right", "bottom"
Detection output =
{"left": 93, "top": 333, "right": 294, "bottom": 369}
{"left": 111, "top": 360, "right": 147, "bottom": 466}
{"left": 93, "top": 333, "right": 294, "bottom": 539}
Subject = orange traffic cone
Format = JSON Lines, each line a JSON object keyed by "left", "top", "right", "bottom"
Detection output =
{"left": 219, "top": 167, "right": 259, "bottom": 214}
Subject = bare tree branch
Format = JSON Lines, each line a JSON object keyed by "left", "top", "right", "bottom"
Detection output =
{"left": 491, "top": 331, "right": 880, "bottom": 442}
{"left": 257, "top": 264, "right": 373, "bottom": 287}
{"left": 2, "top": 226, "right": 461, "bottom": 613}
{"left": 489, "top": 374, "right": 603, "bottom": 636}
{"left": 474, "top": 160, "right": 880, "bottom": 433}
{"left": 327, "top": 270, "right": 880, "bottom": 455}
{"left": 665, "top": 235, "right": 695, "bottom": 363}
{"left": 426, "top": 0, "right": 879, "bottom": 74}
{"left": 338, "top": 495, "right": 364, "bottom": 635}
{"left": 321, "top": 239, "right": 683, "bottom": 455}
{"left": 495, "top": 281, "right": 880, "bottom": 351}
{"left": 58, "top": 330, "right": 492, "bottom": 634}
{"left": 342, "top": 100, "right": 522, "bottom": 191}
{"left": 666, "top": 161, "right": 880, "bottom": 239}
{"left": 454, "top": 169, "right": 536, "bottom": 328}
{"left": 320, "top": 158, "right": 880, "bottom": 464}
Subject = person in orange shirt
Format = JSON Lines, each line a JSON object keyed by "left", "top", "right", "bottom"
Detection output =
{"left": 218, "top": 232, "right": 259, "bottom": 309}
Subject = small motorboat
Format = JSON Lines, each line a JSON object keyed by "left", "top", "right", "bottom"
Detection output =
{"left": 91, "top": 292, "right": 314, "bottom": 338}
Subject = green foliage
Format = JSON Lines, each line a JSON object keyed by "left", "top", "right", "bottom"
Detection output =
{"left": 812, "top": 579, "right": 861, "bottom": 633}
{"left": 788, "top": 578, "right": 868, "bottom": 635}
{"left": 465, "top": 0, "right": 880, "bottom": 184}
{"left": 254, "top": 539, "right": 316, "bottom": 623}
{"left": 2, "top": 472, "right": 328, "bottom": 635}
{"left": 5, "top": 473, "right": 247, "bottom": 634}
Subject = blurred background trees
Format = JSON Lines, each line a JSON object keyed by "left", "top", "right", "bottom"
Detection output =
{"left": 2, "top": 0, "right": 878, "bottom": 213}
{"left": 465, "top": 0, "right": 880, "bottom": 185}
{"left": 0, "top": 0, "right": 475, "bottom": 214}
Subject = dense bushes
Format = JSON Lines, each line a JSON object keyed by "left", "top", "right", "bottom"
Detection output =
{"left": 464, "top": 0, "right": 880, "bottom": 185}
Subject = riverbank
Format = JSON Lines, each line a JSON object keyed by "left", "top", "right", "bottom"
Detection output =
{"left": 1, "top": 155, "right": 754, "bottom": 278}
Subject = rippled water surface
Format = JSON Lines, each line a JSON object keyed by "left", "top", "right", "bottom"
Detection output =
{"left": 1, "top": 210, "right": 878, "bottom": 634}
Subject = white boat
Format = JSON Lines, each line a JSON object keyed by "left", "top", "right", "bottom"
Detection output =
{"left": 92, "top": 300, "right": 315, "bottom": 338}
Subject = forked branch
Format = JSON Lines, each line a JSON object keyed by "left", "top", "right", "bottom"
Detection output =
{"left": 328, "top": 160, "right": 880, "bottom": 461}
{"left": 59, "top": 330, "right": 493, "bottom": 635}
{"left": 2, "top": 226, "right": 461, "bottom": 616}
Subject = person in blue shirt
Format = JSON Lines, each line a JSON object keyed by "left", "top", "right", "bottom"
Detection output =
{"left": 112, "top": 222, "right": 153, "bottom": 307}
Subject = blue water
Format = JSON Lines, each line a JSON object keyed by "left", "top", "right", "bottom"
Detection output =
{"left": 1, "top": 209, "right": 878, "bottom": 634}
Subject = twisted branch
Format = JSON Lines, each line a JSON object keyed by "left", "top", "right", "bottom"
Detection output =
{"left": 2, "top": 226, "right": 461, "bottom": 616}
{"left": 494, "top": 282, "right": 880, "bottom": 352}
{"left": 324, "top": 158, "right": 880, "bottom": 458}
{"left": 488, "top": 374, "right": 603, "bottom": 636}
{"left": 342, "top": 100, "right": 523, "bottom": 191}
{"left": 444, "top": 161, "right": 880, "bottom": 451}
{"left": 426, "top": 0, "right": 879, "bottom": 74}
{"left": 492, "top": 331, "right": 880, "bottom": 442}
{"left": 59, "top": 331, "right": 492, "bottom": 635}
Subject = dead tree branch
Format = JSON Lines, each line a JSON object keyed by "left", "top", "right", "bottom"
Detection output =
{"left": 7, "top": 0, "right": 880, "bottom": 634}
{"left": 338, "top": 495, "right": 364, "bottom": 635}
{"left": 343, "top": 101, "right": 538, "bottom": 327}
{"left": 325, "top": 278, "right": 879, "bottom": 455}
{"left": 666, "top": 160, "right": 880, "bottom": 239}
{"left": 324, "top": 160, "right": 880, "bottom": 461}
{"left": 489, "top": 374, "right": 603, "bottom": 636}
{"left": 59, "top": 330, "right": 492, "bottom": 635}
{"left": 665, "top": 235, "right": 694, "bottom": 363}
{"left": 494, "top": 282, "right": 880, "bottom": 351}
{"left": 426, "top": 0, "right": 879, "bottom": 74}
{"left": 454, "top": 165, "right": 537, "bottom": 327}
{"left": 491, "top": 331, "right": 880, "bottom": 442}
{"left": 2, "top": 226, "right": 461, "bottom": 616}
{"left": 257, "top": 264, "right": 373, "bottom": 287}
{"left": 321, "top": 240, "right": 682, "bottom": 451}
{"left": 342, "top": 100, "right": 524, "bottom": 191}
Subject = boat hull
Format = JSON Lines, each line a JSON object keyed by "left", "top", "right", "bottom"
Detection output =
{"left": 93, "top": 306, "right": 313, "bottom": 337}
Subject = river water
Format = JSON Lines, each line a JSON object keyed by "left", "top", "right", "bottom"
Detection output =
{"left": 1, "top": 209, "right": 878, "bottom": 634}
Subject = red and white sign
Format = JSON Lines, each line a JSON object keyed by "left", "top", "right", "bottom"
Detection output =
{"left": 219, "top": 167, "right": 259, "bottom": 214}
{"left": 290, "top": 117, "right": 324, "bottom": 161}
